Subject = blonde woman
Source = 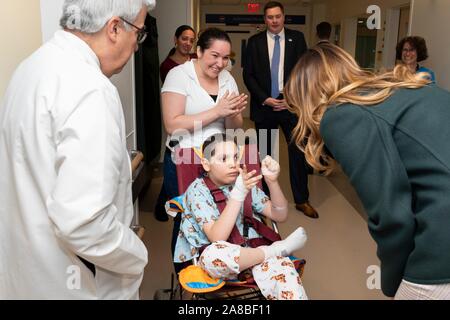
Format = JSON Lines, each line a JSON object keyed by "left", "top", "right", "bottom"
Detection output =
{"left": 284, "top": 43, "right": 450, "bottom": 300}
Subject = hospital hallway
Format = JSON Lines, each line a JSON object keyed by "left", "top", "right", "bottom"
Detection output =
{"left": 137, "top": 121, "right": 389, "bottom": 300}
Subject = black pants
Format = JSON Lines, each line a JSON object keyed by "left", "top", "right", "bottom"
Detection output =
{"left": 254, "top": 111, "right": 309, "bottom": 204}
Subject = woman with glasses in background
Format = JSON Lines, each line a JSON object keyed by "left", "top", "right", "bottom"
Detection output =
{"left": 396, "top": 36, "right": 436, "bottom": 83}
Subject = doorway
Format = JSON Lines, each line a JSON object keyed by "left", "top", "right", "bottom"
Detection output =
{"left": 355, "top": 18, "right": 377, "bottom": 70}
{"left": 333, "top": 24, "right": 341, "bottom": 46}
{"left": 397, "top": 6, "right": 410, "bottom": 42}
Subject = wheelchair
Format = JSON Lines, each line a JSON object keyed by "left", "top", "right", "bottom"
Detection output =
{"left": 154, "top": 144, "right": 305, "bottom": 300}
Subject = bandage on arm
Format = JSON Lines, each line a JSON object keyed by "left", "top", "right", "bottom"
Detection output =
{"left": 229, "top": 174, "right": 249, "bottom": 202}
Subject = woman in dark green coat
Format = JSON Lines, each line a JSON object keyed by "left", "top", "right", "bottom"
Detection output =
{"left": 285, "top": 43, "right": 450, "bottom": 299}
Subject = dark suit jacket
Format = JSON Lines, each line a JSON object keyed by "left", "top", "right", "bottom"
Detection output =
{"left": 243, "top": 28, "right": 307, "bottom": 122}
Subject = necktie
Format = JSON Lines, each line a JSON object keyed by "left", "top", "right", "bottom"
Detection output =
{"left": 271, "top": 35, "right": 281, "bottom": 98}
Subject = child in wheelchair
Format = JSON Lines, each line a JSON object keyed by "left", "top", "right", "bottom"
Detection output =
{"left": 173, "top": 133, "right": 308, "bottom": 300}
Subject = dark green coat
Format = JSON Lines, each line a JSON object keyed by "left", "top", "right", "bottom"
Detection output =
{"left": 320, "top": 84, "right": 450, "bottom": 297}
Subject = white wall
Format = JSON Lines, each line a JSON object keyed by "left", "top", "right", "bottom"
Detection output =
{"left": 111, "top": 62, "right": 137, "bottom": 151}
{"left": 39, "top": 0, "right": 138, "bottom": 151}
{"left": 40, "top": 0, "right": 64, "bottom": 42}
{"left": 1, "top": 0, "right": 42, "bottom": 99}
{"left": 151, "top": 0, "right": 194, "bottom": 66}
{"left": 321, "top": 0, "right": 411, "bottom": 70}
{"left": 341, "top": 17, "right": 357, "bottom": 56}
{"left": 150, "top": 0, "right": 195, "bottom": 160}
{"left": 310, "top": 3, "right": 327, "bottom": 45}
{"left": 382, "top": 8, "right": 401, "bottom": 69}
{"left": 323, "top": 0, "right": 411, "bottom": 24}
{"left": 410, "top": 0, "right": 450, "bottom": 90}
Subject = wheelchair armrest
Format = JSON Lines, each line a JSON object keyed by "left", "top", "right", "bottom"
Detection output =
{"left": 165, "top": 196, "right": 185, "bottom": 218}
{"left": 255, "top": 212, "right": 279, "bottom": 234}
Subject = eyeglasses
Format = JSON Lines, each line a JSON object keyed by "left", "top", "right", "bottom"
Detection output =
{"left": 402, "top": 48, "right": 416, "bottom": 53}
{"left": 120, "top": 17, "right": 148, "bottom": 44}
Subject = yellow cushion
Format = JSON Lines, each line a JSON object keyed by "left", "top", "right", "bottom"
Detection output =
{"left": 178, "top": 265, "right": 225, "bottom": 293}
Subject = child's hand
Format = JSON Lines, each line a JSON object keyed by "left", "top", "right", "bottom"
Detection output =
{"left": 229, "top": 165, "right": 262, "bottom": 202}
{"left": 240, "top": 164, "right": 263, "bottom": 191}
{"left": 261, "top": 156, "right": 280, "bottom": 182}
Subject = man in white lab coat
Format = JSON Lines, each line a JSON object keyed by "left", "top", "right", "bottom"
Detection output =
{"left": 0, "top": 0, "right": 156, "bottom": 299}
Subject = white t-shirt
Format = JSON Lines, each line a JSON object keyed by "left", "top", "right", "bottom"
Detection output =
{"left": 161, "top": 60, "right": 240, "bottom": 149}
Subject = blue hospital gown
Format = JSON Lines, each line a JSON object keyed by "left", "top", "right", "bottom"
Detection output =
{"left": 174, "top": 177, "right": 270, "bottom": 263}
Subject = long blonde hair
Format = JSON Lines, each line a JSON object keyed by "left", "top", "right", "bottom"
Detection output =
{"left": 284, "top": 43, "right": 430, "bottom": 175}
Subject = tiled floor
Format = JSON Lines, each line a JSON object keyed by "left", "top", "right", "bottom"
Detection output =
{"left": 137, "top": 120, "right": 388, "bottom": 300}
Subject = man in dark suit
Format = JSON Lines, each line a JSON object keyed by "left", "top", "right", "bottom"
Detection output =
{"left": 243, "top": 1, "right": 318, "bottom": 218}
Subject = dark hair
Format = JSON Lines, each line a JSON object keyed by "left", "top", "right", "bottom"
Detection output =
{"left": 197, "top": 28, "right": 231, "bottom": 52}
{"left": 202, "top": 133, "right": 238, "bottom": 160}
{"left": 316, "top": 21, "right": 332, "bottom": 40}
{"left": 396, "top": 36, "right": 429, "bottom": 62}
{"left": 168, "top": 25, "right": 196, "bottom": 57}
{"left": 175, "top": 25, "right": 195, "bottom": 39}
{"left": 264, "top": 1, "right": 284, "bottom": 15}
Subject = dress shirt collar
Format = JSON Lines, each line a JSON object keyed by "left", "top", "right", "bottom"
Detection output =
{"left": 267, "top": 28, "right": 285, "bottom": 40}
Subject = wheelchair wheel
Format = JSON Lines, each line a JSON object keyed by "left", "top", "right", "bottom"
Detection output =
{"left": 153, "top": 288, "right": 173, "bottom": 300}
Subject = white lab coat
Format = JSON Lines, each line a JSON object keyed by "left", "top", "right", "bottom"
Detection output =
{"left": 0, "top": 31, "right": 148, "bottom": 299}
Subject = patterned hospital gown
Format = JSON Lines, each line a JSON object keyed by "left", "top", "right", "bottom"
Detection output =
{"left": 174, "top": 177, "right": 269, "bottom": 263}
{"left": 173, "top": 177, "right": 309, "bottom": 300}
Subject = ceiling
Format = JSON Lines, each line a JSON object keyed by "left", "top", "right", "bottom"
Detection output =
{"left": 200, "top": 0, "right": 315, "bottom": 5}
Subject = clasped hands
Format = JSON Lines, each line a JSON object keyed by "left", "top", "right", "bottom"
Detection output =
{"left": 215, "top": 90, "right": 248, "bottom": 118}
{"left": 263, "top": 97, "right": 288, "bottom": 112}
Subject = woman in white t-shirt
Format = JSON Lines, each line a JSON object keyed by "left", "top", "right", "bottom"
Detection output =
{"left": 160, "top": 28, "right": 247, "bottom": 272}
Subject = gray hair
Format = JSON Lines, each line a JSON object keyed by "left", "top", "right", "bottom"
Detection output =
{"left": 60, "top": 0, "right": 156, "bottom": 33}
